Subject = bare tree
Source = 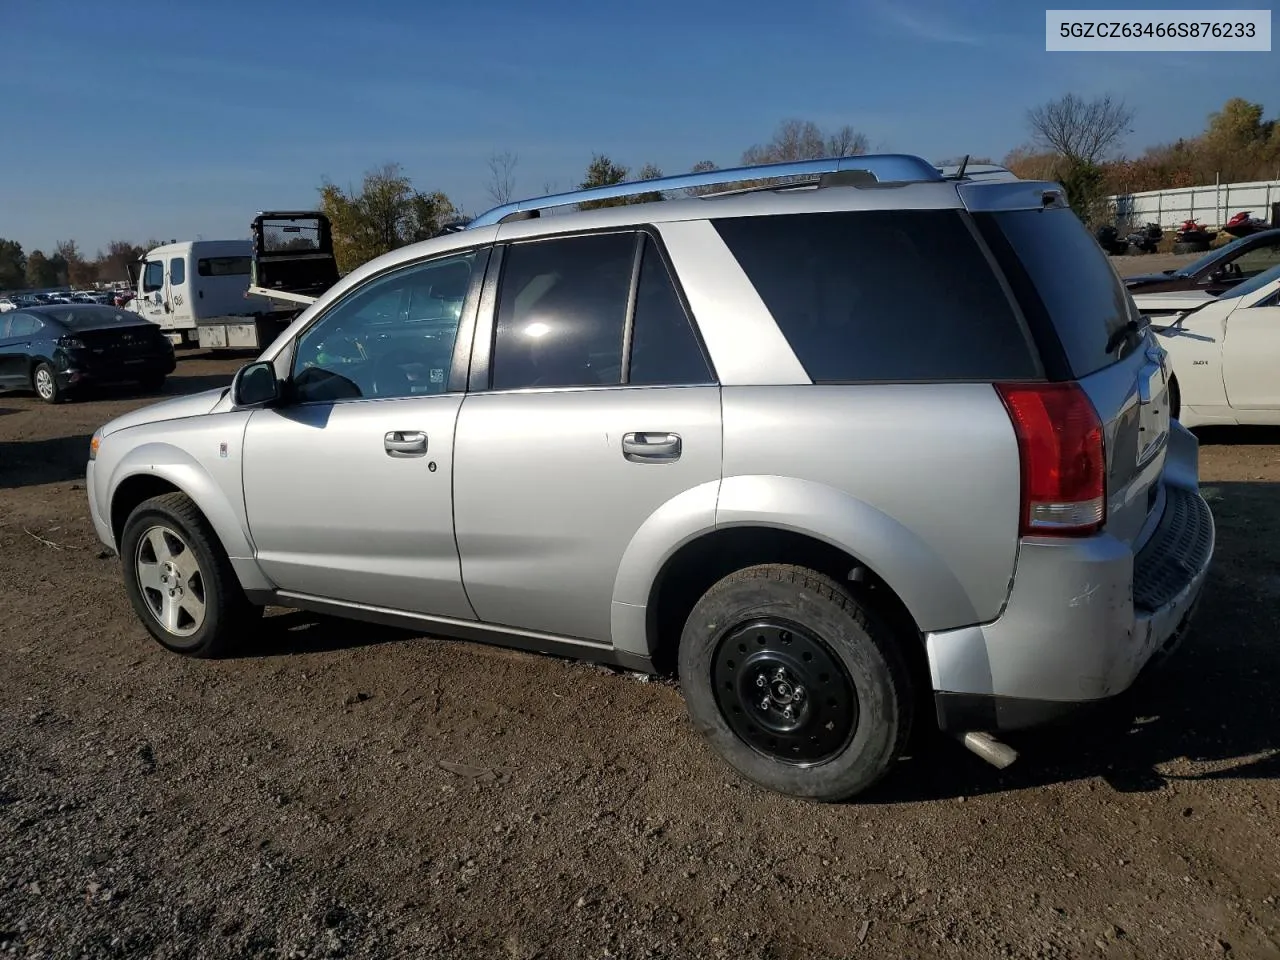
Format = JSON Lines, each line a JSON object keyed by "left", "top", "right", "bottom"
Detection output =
{"left": 485, "top": 150, "right": 519, "bottom": 205}
{"left": 1027, "top": 93, "right": 1134, "bottom": 166}
{"left": 825, "top": 125, "right": 870, "bottom": 158}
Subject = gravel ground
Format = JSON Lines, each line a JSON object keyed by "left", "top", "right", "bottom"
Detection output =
{"left": 1, "top": 346, "right": 1278, "bottom": 960}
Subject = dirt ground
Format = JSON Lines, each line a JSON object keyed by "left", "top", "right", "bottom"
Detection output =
{"left": 2, "top": 337, "right": 1278, "bottom": 959}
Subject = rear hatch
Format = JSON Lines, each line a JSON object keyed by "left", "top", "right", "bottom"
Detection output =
{"left": 972, "top": 204, "right": 1170, "bottom": 548}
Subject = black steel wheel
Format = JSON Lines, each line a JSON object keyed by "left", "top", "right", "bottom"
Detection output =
{"left": 679, "top": 564, "right": 914, "bottom": 802}
{"left": 712, "top": 619, "right": 857, "bottom": 764}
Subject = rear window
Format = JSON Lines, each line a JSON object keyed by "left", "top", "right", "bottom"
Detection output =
{"left": 712, "top": 210, "right": 1039, "bottom": 382}
{"left": 55, "top": 308, "right": 151, "bottom": 329}
{"left": 198, "top": 256, "right": 251, "bottom": 277}
{"left": 975, "top": 209, "right": 1144, "bottom": 379}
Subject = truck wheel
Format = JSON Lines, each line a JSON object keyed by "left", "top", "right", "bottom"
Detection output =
{"left": 120, "top": 492, "right": 260, "bottom": 658}
{"left": 31, "top": 362, "right": 65, "bottom": 404}
{"left": 678, "top": 564, "right": 913, "bottom": 802}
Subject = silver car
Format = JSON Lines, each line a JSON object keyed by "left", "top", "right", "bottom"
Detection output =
{"left": 86, "top": 155, "right": 1214, "bottom": 801}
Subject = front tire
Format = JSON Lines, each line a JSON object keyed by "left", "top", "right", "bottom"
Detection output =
{"left": 120, "top": 492, "right": 258, "bottom": 658}
{"left": 678, "top": 564, "right": 914, "bottom": 802}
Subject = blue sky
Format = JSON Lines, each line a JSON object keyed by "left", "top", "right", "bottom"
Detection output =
{"left": 1, "top": 0, "right": 1275, "bottom": 255}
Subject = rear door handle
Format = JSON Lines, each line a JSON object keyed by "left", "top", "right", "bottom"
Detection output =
{"left": 622, "top": 432, "right": 681, "bottom": 463}
{"left": 384, "top": 430, "right": 427, "bottom": 457}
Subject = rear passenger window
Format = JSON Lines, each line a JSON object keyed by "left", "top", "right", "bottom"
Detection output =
{"left": 491, "top": 233, "right": 634, "bottom": 390}
{"left": 714, "top": 211, "right": 1039, "bottom": 382}
{"left": 628, "top": 238, "right": 714, "bottom": 385}
{"left": 169, "top": 257, "right": 185, "bottom": 285}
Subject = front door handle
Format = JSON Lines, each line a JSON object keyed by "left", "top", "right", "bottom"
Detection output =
{"left": 384, "top": 430, "right": 427, "bottom": 457}
{"left": 622, "top": 431, "right": 681, "bottom": 463}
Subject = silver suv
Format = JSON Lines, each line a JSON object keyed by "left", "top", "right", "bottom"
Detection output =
{"left": 86, "top": 155, "right": 1214, "bottom": 801}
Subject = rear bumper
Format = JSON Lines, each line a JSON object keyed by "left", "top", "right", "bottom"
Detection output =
{"left": 926, "top": 466, "right": 1214, "bottom": 732}
{"left": 58, "top": 354, "right": 175, "bottom": 388}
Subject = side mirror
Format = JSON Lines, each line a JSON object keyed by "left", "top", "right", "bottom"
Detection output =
{"left": 231, "top": 360, "right": 282, "bottom": 408}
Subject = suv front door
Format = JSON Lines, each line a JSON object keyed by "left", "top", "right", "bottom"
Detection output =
{"left": 241, "top": 248, "right": 487, "bottom": 618}
{"left": 453, "top": 232, "right": 722, "bottom": 644}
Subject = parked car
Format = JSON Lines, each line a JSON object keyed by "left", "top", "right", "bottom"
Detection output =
{"left": 1132, "top": 263, "right": 1280, "bottom": 427}
{"left": 0, "top": 304, "right": 175, "bottom": 403}
{"left": 85, "top": 155, "right": 1214, "bottom": 801}
{"left": 0, "top": 297, "right": 19, "bottom": 312}
{"left": 1124, "top": 228, "right": 1280, "bottom": 295}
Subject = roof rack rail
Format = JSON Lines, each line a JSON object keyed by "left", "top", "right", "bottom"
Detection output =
{"left": 467, "top": 153, "right": 944, "bottom": 228}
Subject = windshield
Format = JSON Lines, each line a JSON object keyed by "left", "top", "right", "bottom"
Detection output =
{"left": 1174, "top": 232, "right": 1275, "bottom": 277}
{"left": 49, "top": 307, "right": 151, "bottom": 329}
{"left": 1218, "top": 263, "right": 1280, "bottom": 301}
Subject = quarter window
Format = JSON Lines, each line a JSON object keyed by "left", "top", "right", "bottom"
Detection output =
{"left": 142, "top": 261, "right": 164, "bottom": 293}
{"left": 715, "top": 210, "right": 1039, "bottom": 382}
{"left": 291, "top": 251, "right": 477, "bottom": 403}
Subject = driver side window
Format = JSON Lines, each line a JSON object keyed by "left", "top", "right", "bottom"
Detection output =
{"left": 1232, "top": 242, "right": 1280, "bottom": 278}
{"left": 291, "top": 250, "right": 478, "bottom": 404}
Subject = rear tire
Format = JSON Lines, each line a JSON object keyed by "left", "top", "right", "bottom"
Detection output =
{"left": 31, "top": 362, "right": 64, "bottom": 404}
{"left": 678, "top": 564, "right": 914, "bottom": 802}
{"left": 120, "top": 492, "right": 259, "bottom": 658}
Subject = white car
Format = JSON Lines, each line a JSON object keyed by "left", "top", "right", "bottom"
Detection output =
{"left": 1133, "top": 264, "right": 1280, "bottom": 427}
{"left": 0, "top": 297, "right": 19, "bottom": 313}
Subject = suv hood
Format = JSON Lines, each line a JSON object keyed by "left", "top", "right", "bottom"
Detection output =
{"left": 100, "top": 387, "right": 228, "bottom": 438}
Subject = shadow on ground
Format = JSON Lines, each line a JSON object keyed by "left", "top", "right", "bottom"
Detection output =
{"left": 870, "top": 480, "right": 1280, "bottom": 803}
{"left": 0, "top": 434, "right": 91, "bottom": 489}
{"left": 237, "top": 609, "right": 417, "bottom": 658}
{"left": 1194, "top": 424, "right": 1280, "bottom": 446}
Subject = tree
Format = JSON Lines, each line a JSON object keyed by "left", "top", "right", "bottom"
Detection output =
{"left": 485, "top": 150, "right": 519, "bottom": 206}
{"left": 0, "top": 239, "right": 26, "bottom": 291}
{"left": 1027, "top": 93, "right": 1133, "bottom": 166}
{"left": 318, "top": 163, "right": 458, "bottom": 272}
{"left": 94, "top": 240, "right": 146, "bottom": 283}
{"left": 741, "top": 119, "right": 869, "bottom": 166}
{"left": 576, "top": 154, "right": 630, "bottom": 210}
{"left": 632, "top": 162, "right": 665, "bottom": 204}
{"left": 56, "top": 239, "right": 97, "bottom": 287}
{"left": 25, "top": 250, "right": 59, "bottom": 289}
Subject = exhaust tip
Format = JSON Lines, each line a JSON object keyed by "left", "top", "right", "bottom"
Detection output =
{"left": 959, "top": 731, "right": 1019, "bottom": 770}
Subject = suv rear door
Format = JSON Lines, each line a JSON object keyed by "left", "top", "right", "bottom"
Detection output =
{"left": 452, "top": 231, "right": 721, "bottom": 644}
{"left": 973, "top": 203, "right": 1170, "bottom": 547}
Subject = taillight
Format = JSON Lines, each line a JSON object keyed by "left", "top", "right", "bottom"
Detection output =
{"left": 996, "top": 382, "right": 1105, "bottom": 537}
{"left": 57, "top": 335, "right": 86, "bottom": 350}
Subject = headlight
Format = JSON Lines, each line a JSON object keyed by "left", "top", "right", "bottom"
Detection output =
{"left": 89, "top": 429, "right": 102, "bottom": 461}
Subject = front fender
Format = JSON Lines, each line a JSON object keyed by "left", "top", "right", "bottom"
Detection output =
{"left": 99, "top": 414, "right": 272, "bottom": 595}
{"left": 715, "top": 476, "right": 979, "bottom": 633}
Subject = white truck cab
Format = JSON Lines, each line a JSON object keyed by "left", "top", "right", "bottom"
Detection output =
{"left": 129, "top": 240, "right": 278, "bottom": 347}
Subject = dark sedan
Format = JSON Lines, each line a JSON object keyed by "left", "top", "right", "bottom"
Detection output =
{"left": 0, "top": 305, "right": 175, "bottom": 403}
{"left": 1124, "top": 228, "right": 1280, "bottom": 295}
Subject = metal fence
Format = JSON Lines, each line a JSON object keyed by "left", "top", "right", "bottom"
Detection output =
{"left": 1109, "top": 179, "right": 1280, "bottom": 229}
